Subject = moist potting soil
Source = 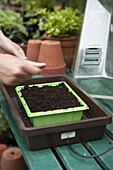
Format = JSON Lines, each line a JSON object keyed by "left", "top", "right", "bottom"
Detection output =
{"left": 20, "top": 83, "right": 82, "bottom": 113}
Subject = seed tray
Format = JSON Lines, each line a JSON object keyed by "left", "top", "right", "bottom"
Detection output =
{"left": 15, "top": 81, "right": 89, "bottom": 127}
{"left": 0, "top": 75, "right": 112, "bottom": 150}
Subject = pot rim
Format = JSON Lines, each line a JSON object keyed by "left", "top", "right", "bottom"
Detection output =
{"left": 43, "top": 33, "right": 78, "bottom": 41}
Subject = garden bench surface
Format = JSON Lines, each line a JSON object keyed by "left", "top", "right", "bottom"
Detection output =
{"left": 1, "top": 72, "right": 113, "bottom": 170}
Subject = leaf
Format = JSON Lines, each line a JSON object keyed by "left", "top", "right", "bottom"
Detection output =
{"left": 18, "top": 25, "right": 28, "bottom": 36}
{"left": 25, "top": 10, "right": 36, "bottom": 17}
{"left": 33, "top": 30, "right": 40, "bottom": 39}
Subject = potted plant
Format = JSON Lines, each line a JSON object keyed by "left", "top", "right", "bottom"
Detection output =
{"left": 39, "top": 7, "right": 84, "bottom": 66}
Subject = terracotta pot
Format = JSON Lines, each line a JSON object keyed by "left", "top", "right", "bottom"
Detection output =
{"left": 38, "top": 40, "right": 66, "bottom": 76}
{"left": 1, "top": 147, "right": 28, "bottom": 170}
{"left": 43, "top": 33, "right": 79, "bottom": 67}
{"left": 26, "top": 39, "right": 41, "bottom": 61}
{"left": 0, "top": 144, "right": 7, "bottom": 165}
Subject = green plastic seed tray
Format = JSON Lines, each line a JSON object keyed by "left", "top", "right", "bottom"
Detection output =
{"left": 15, "top": 81, "right": 89, "bottom": 127}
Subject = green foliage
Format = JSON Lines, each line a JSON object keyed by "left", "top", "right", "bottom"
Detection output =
{"left": 0, "top": 1, "right": 85, "bottom": 41}
{"left": 24, "top": 8, "right": 48, "bottom": 40}
{"left": 25, "top": 8, "right": 47, "bottom": 25}
{"left": 0, "top": 9, "right": 28, "bottom": 43}
{"left": 32, "top": 30, "right": 40, "bottom": 39}
{"left": 16, "top": 0, "right": 54, "bottom": 12}
{"left": 0, "top": 108, "right": 9, "bottom": 132}
{"left": 39, "top": 7, "right": 84, "bottom": 37}
{"left": 0, "top": 108, "right": 13, "bottom": 139}
{"left": 26, "top": 8, "right": 47, "bottom": 18}
{"left": 55, "top": 0, "right": 86, "bottom": 12}
{"left": 36, "top": 0, "right": 55, "bottom": 9}
{"left": 0, "top": 0, "right": 6, "bottom": 3}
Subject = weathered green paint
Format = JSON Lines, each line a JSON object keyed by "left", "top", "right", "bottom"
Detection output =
{"left": 56, "top": 143, "right": 101, "bottom": 170}
{"left": 74, "top": 78, "right": 113, "bottom": 169}
{"left": 87, "top": 134, "right": 113, "bottom": 170}
{"left": 95, "top": 98, "right": 113, "bottom": 135}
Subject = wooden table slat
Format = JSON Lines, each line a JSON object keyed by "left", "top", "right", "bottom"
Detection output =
{"left": 56, "top": 143, "right": 101, "bottom": 170}
{"left": 87, "top": 134, "right": 113, "bottom": 170}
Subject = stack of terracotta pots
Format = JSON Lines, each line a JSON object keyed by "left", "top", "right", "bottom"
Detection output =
{"left": 26, "top": 39, "right": 66, "bottom": 76}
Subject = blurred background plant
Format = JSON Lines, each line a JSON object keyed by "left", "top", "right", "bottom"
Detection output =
{"left": 24, "top": 8, "right": 48, "bottom": 40}
{"left": 0, "top": 0, "right": 86, "bottom": 42}
{"left": 0, "top": 9, "right": 28, "bottom": 43}
{"left": 0, "top": 108, "right": 14, "bottom": 144}
{"left": 4, "top": 0, "right": 86, "bottom": 12}
{"left": 0, "top": 108, "right": 9, "bottom": 132}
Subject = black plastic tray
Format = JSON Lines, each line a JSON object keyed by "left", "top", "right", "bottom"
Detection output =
{"left": 0, "top": 75, "right": 112, "bottom": 150}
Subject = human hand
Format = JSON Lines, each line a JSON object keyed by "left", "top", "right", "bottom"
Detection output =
{"left": 0, "top": 30, "right": 26, "bottom": 59}
{"left": 0, "top": 54, "right": 46, "bottom": 86}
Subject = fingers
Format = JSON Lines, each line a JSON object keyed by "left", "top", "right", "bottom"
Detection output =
{"left": 0, "top": 33, "right": 27, "bottom": 59}
{"left": 22, "top": 61, "right": 46, "bottom": 75}
{"left": 26, "top": 60, "right": 46, "bottom": 68}
{"left": 0, "top": 53, "right": 46, "bottom": 86}
{"left": 13, "top": 42, "right": 27, "bottom": 59}
{"left": 24, "top": 66, "right": 42, "bottom": 75}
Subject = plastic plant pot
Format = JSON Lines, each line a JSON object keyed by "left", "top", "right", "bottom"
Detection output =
{"left": 15, "top": 81, "right": 89, "bottom": 127}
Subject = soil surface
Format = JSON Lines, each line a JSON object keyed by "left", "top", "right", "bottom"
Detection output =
{"left": 20, "top": 83, "right": 82, "bottom": 113}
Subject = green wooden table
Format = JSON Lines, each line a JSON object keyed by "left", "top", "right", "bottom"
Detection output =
{"left": 1, "top": 71, "right": 113, "bottom": 170}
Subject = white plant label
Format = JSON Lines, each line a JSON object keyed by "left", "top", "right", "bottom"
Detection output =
{"left": 61, "top": 131, "right": 76, "bottom": 140}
